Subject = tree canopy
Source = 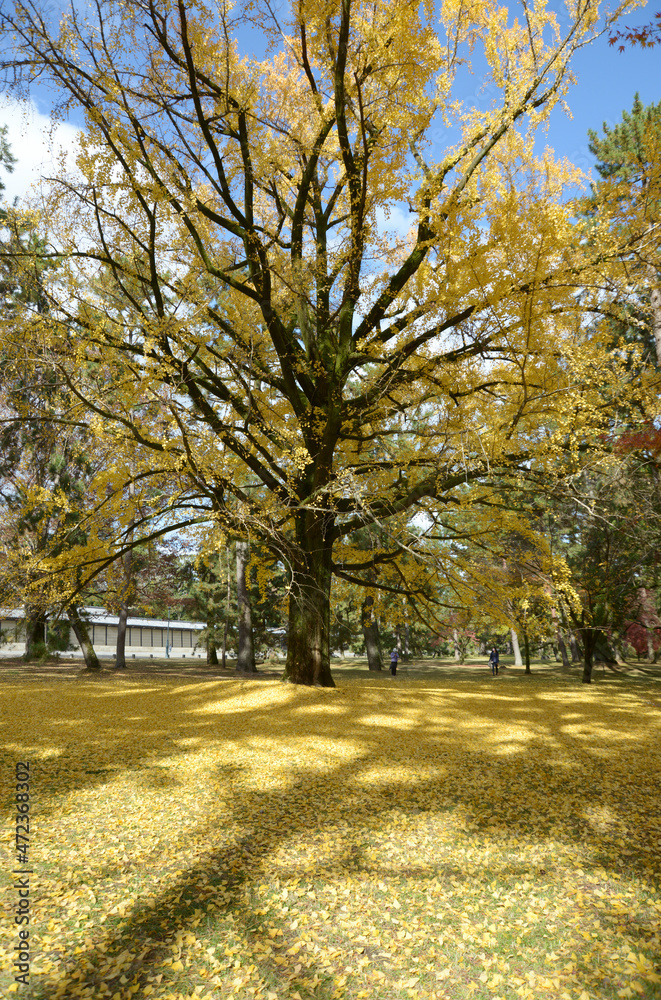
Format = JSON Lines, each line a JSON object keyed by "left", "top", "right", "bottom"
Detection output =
{"left": 0, "top": 0, "right": 658, "bottom": 684}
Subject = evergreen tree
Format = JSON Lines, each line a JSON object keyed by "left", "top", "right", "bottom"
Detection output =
{"left": 0, "top": 129, "right": 101, "bottom": 665}
{"left": 0, "top": 123, "right": 16, "bottom": 201}
{"left": 588, "top": 94, "right": 661, "bottom": 184}
{"left": 188, "top": 551, "right": 228, "bottom": 666}
{"left": 587, "top": 94, "right": 661, "bottom": 366}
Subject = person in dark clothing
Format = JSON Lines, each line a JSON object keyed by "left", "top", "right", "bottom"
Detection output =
{"left": 390, "top": 648, "right": 398, "bottom": 676}
{"left": 489, "top": 646, "right": 499, "bottom": 676}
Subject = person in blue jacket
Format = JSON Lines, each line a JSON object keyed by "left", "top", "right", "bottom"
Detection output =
{"left": 489, "top": 646, "right": 499, "bottom": 676}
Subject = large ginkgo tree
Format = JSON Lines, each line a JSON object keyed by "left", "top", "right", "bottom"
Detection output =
{"left": 0, "top": 0, "right": 655, "bottom": 684}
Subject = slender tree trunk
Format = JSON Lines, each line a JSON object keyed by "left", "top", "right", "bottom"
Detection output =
{"left": 523, "top": 632, "right": 531, "bottom": 674}
{"left": 581, "top": 628, "right": 594, "bottom": 684}
{"left": 335, "top": 612, "right": 345, "bottom": 659}
{"left": 404, "top": 623, "right": 410, "bottom": 657}
{"left": 650, "top": 283, "right": 661, "bottom": 367}
{"left": 220, "top": 568, "right": 231, "bottom": 670}
{"left": 115, "top": 540, "right": 133, "bottom": 669}
{"left": 222, "top": 546, "right": 230, "bottom": 669}
{"left": 453, "top": 629, "right": 460, "bottom": 661}
{"left": 511, "top": 629, "right": 523, "bottom": 666}
{"left": 361, "top": 593, "right": 383, "bottom": 670}
{"left": 116, "top": 606, "right": 128, "bottom": 669}
{"left": 68, "top": 605, "right": 100, "bottom": 671}
{"left": 396, "top": 625, "right": 403, "bottom": 657}
{"left": 556, "top": 631, "right": 571, "bottom": 667}
{"left": 283, "top": 517, "right": 335, "bottom": 686}
{"left": 221, "top": 622, "right": 227, "bottom": 668}
{"left": 235, "top": 539, "right": 256, "bottom": 673}
{"left": 569, "top": 633, "right": 581, "bottom": 663}
{"left": 24, "top": 609, "right": 47, "bottom": 660}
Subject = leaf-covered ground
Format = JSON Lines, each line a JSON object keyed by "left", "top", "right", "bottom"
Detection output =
{"left": 1, "top": 663, "right": 661, "bottom": 1000}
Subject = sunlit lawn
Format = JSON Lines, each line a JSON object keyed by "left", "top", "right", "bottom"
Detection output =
{"left": 1, "top": 659, "right": 660, "bottom": 1000}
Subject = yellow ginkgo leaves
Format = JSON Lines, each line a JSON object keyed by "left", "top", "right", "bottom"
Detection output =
{"left": 0, "top": 671, "right": 660, "bottom": 1000}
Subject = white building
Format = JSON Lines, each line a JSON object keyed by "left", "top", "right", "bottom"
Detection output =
{"left": 0, "top": 608, "right": 206, "bottom": 658}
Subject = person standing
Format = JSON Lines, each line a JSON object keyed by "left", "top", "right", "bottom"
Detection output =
{"left": 489, "top": 646, "right": 499, "bottom": 676}
{"left": 390, "top": 648, "right": 398, "bottom": 676}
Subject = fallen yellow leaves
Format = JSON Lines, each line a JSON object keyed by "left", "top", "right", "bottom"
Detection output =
{"left": 0, "top": 675, "right": 660, "bottom": 1000}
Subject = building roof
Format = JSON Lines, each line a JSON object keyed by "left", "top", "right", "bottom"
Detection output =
{"left": 0, "top": 607, "right": 205, "bottom": 631}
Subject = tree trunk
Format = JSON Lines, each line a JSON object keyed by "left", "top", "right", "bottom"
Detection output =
{"left": 335, "top": 612, "right": 346, "bottom": 659}
{"left": 283, "top": 518, "right": 335, "bottom": 686}
{"left": 556, "top": 630, "right": 571, "bottom": 667}
{"left": 647, "top": 629, "right": 657, "bottom": 664}
{"left": 363, "top": 623, "right": 382, "bottom": 669}
{"left": 523, "top": 632, "right": 531, "bottom": 674}
{"left": 24, "top": 609, "right": 47, "bottom": 660}
{"left": 511, "top": 629, "right": 523, "bottom": 667}
{"left": 116, "top": 605, "right": 128, "bottom": 669}
{"left": 569, "top": 633, "right": 581, "bottom": 663}
{"left": 221, "top": 544, "right": 230, "bottom": 668}
{"left": 453, "top": 629, "right": 460, "bottom": 661}
{"left": 650, "top": 282, "right": 661, "bottom": 367}
{"left": 235, "top": 539, "right": 256, "bottom": 673}
{"left": 581, "top": 628, "right": 595, "bottom": 684}
{"left": 361, "top": 593, "right": 383, "bottom": 670}
{"left": 220, "top": 624, "right": 227, "bottom": 666}
{"left": 207, "top": 617, "right": 219, "bottom": 664}
{"left": 404, "top": 623, "right": 410, "bottom": 657}
{"left": 594, "top": 629, "right": 618, "bottom": 666}
{"left": 68, "top": 605, "right": 100, "bottom": 671}
{"left": 115, "top": 540, "right": 133, "bottom": 669}
{"left": 612, "top": 635, "right": 627, "bottom": 665}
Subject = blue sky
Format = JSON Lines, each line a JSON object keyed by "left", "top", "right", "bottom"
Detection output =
{"left": 535, "top": 29, "right": 659, "bottom": 172}
{"left": 0, "top": 4, "right": 658, "bottom": 205}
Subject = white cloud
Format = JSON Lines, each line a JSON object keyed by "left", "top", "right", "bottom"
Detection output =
{"left": 0, "top": 95, "right": 81, "bottom": 205}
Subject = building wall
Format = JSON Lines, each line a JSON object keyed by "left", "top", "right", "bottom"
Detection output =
{"left": 87, "top": 624, "right": 197, "bottom": 649}
{"left": 1, "top": 619, "right": 24, "bottom": 641}
{"left": 1, "top": 617, "right": 203, "bottom": 657}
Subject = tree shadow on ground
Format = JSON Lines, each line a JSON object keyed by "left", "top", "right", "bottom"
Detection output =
{"left": 1, "top": 668, "right": 660, "bottom": 1000}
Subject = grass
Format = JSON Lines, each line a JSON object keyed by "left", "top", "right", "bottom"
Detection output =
{"left": 0, "top": 656, "right": 660, "bottom": 1000}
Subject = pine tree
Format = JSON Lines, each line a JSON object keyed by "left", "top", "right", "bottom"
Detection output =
{"left": 188, "top": 552, "right": 227, "bottom": 667}
{"left": 587, "top": 94, "right": 661, "bottom": 366}
{"left": 588, "top": 94, "right": 661, "bottom": 184}
{"left": 0, "top": 124, "right": 16, "bottom": 201}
